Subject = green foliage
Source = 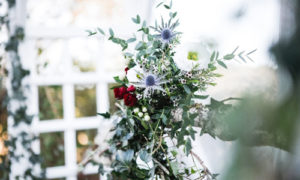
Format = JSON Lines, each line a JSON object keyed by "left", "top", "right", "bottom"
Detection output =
{"left": 0, "top": 1, "right": 45, "bottom": 179}
{"left": 86, "top": 1, "right": 255, "bottom": 179}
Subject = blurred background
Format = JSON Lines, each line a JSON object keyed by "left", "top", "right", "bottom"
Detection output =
{"left": 1, "top": 0, "right": 298, "bottom": 180}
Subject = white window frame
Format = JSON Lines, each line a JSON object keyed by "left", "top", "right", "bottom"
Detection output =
{"left": 10, "top": 0, "right": 154, "bottom": 179}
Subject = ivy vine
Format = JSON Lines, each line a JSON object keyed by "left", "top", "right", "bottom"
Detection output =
{"left": 0, "top": 1, "right": 44, "bottom": 179}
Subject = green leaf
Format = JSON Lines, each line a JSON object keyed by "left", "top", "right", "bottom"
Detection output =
{"left": 164, "top": 5, "right": 170, "bottom": 9}
{"left": 135, "top": 42, "right": 145, "bottom": 50}
{"left": 97, "top": 28, "right": 105, "bottom": 35}
{"left": 86, "top": 30, "right": 97, "bottom": 36}
{"left": 223, "top": 54, "right": 235, "bottom": 60}
{"left": 171, "top": 150, "right": 178, "bottom": 157}
{"left": 116, "top": 149, "right": 134, "bottom": 163}
{"left": 139, "top": 149, "right": 152, "bottom": 163}
{"left": 170, "top": 161, "right": 179, "bottom": 176}
{"left": 97, "top": 112, "right": 110, "bottom": 119}
{"left": 183, "top": 85, "right": 191, "bottom": 94}
{"left": 184, "top": 138, "right": 192, "bottom": 156}
{"left": 247, "top": 49, "right": 257, "bottom": 55}
{"left": 137, "top": 15, "right": 141, "bottom": 24}
{"left": 127, "top": 38, "right": 136, "bottom": 43}
{"left": 217, "top": 60, "right": 227, "bottom": 69}
{"left": 161, "top": 113, "right": 168, "bottom": 125}
{"left": 193, "top": 95, "right": 209, "bottom": 99}
{"left": 210, "top": 51, "right": 215, "bottom": 62}
{"left": 109, "top": 28, "right": 114, "bottom": 37}
{"left": 113, "top": 76, "right": 124, "bottom": 84}
{"left": 98, "top": 163, "right": 105, "bottom": 175}
{"left": 124, "top": 52, "right": 134, "bottom": 57}
{"left": 156, "top": 2, "right": 164, "bottom": 8}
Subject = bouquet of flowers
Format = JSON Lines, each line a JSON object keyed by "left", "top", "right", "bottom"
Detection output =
{"left": 86, "top": 1, "right": 255, "bottom": 179}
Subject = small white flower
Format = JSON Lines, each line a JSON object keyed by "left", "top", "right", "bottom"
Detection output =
{"left": 142, "top": 107, "right": 147, "bottom": 112}
{"left": 134, "top": 108, "right": 140, "bottom": 113}
{"left": 138, "top": 112, "right": 144, "bottom": 117}
{"left": 164, "top": 60, "right": 170, "bottom": 66}
{"left": 144, "top": 114, "right": 150, "bottom": 121}
{"left": 137, "top": 94, "right": 143, "bottom": 100}
{"left": 180, "top": 78, "right": 187, "bottom": 84}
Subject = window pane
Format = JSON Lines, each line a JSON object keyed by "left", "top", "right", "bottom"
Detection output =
{"left": 77, "top": 174, "right": 99, "bottom": 180}
{"left": 75, "top": 84, "right": 97, "bottom": 118}
{"left": 76, "top": 129, "right": 97, "bottom": 164}
{"left": 35, "top": 39, "right": 65, "bottom": 76}
{"left": 38, "top": 86, "right": 63, "bottom": 120}
{"left": 108, "top": 83, "right": 118, "bottom": 113}
{"left": 40, "top": 132, "right": 65, "bottom": 168}
{"left": 69, "top": 38, "right": 99, "bottom": 73}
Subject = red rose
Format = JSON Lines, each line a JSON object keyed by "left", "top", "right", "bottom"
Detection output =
{"left": 123, "top": 93, "right": 137, "bottom": 107}
{"left": 127, "top": 85, "right": 136, "bottom": 92}
{"left": 125, "top": 67, "right": 129, "bottom": 74}
{"left": 114, "top": 87, "right": 127, "bottom": 99}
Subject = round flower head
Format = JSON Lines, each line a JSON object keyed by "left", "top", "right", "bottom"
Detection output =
{"left": 153, "top": 17, "right": 180, "bottom": 45}
{"left": 131, "top": 69, "right": 169, "bottom": 98}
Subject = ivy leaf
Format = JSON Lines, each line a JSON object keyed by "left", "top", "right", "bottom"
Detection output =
{"left": 97, "top": 112, "right": 110, "bottom": 119}
{"left": 116, "top": 150, "right": 134, "bottom": 164}
{"left": 98, "top": 163, "right": 105, "bottom": 175}
{"left": 171, "top": 150, "right": 178, "bottom": 157}
{"left": 184, "top": 138, "right": 192, "bottom": 156}
{"left": 170, "top": 161, "right": 179, "bottom": 176}
{"left": 139, "top": 149, "right": 152, "bottom": 163}
{"left": 217, "top": 60, "right": 227, "bottom": 69}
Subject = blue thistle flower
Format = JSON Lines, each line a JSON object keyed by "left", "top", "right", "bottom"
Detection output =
{"left": 152, "top": 17, "right": 180, "bottom": 45}
{"left": 131, "top": 70, "right": 169, "bottom": 98}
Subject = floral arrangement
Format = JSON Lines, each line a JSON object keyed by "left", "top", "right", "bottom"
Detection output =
{"left": 86, "top": 1, "right": 255, "bottom": 179}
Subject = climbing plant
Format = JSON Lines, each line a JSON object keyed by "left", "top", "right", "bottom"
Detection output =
{"left": 0, "top": 0, "right": 44, "bottom": 179}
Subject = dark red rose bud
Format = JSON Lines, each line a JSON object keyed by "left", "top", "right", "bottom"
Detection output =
{"left": 125, "top": 67, "right": 129, "bottom": 74}
{"left": 124, "top": 93, "right": 137, "bottom": 107}
{"left": 127, "top": 85, "right": 136, "bottom": 92}
{"left": 114, "top": 87, "right": 127, "bottom": 99}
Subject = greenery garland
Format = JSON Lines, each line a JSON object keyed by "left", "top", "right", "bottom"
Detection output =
{"left": 87, "top": 1, "right": 255, "bottom": 179}
{"left": 0, "top": 0, "right": 44, "bottom": 179}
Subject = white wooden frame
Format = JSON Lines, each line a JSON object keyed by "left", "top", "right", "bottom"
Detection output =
{"left": 12, "top": 0, "right": 155, "bottom": 179}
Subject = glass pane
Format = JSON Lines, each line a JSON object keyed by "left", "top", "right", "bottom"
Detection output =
{"left": 77, "top": 174, "right": 99, "bottom": 180}
{"left": 69, "top": 38, "right": 99, "bottom": 73}
{"left": 75, "top": 84, "right": 97, "bottom": 118}
{"left": 40, "top": 132, "right": 65, "bottom": 168}
{"left": 35, "top": 39, "right": 65, "bottom": 76}
{"left": 108, "top": 83, "right": 118, "bottom": 113}
{"left": 38, "top": 86, "right": 63, "bottom": 120}
{"left": 76, "top": 129, "right": 97, "bottom": 164}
